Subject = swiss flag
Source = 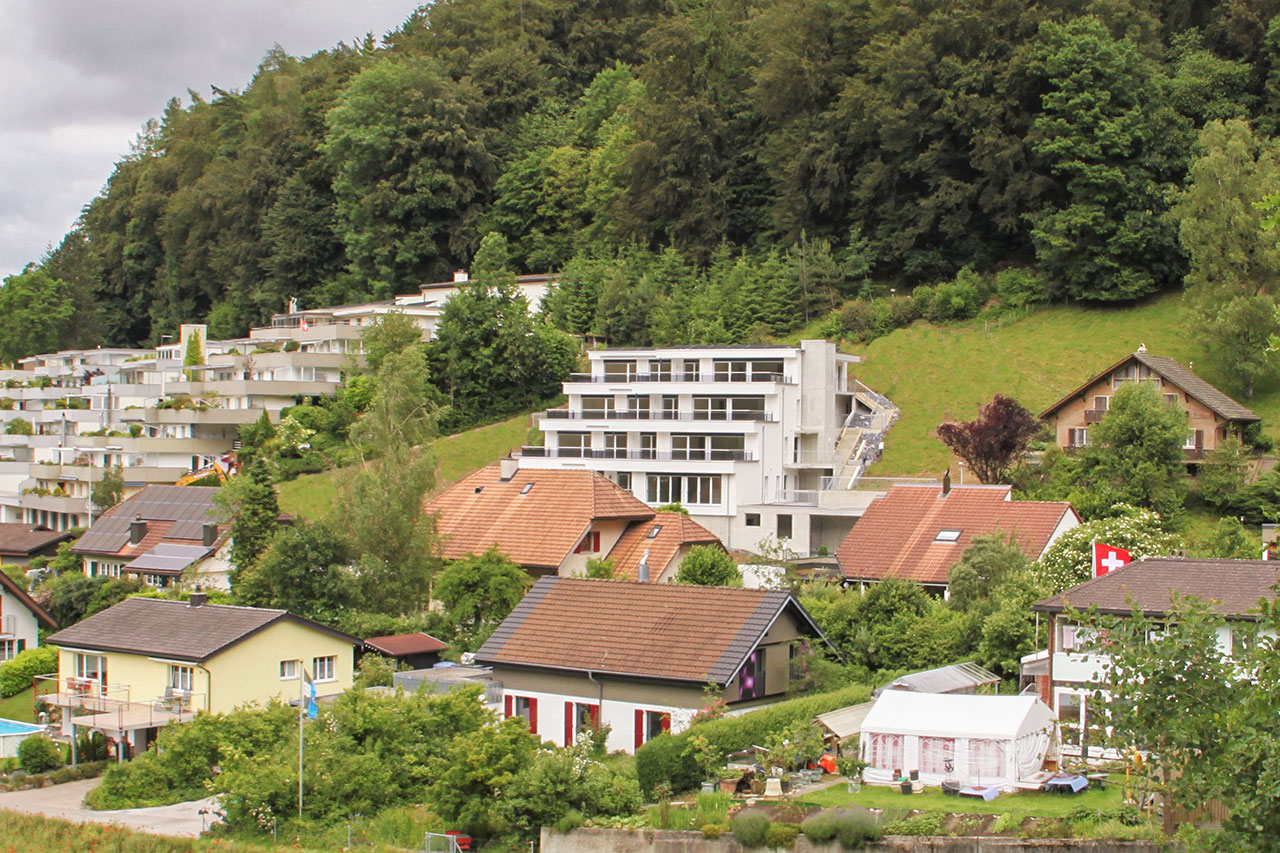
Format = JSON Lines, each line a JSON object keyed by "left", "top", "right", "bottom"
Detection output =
{"left": 1093, "top": 543, "right": 1131, "bottom": 578}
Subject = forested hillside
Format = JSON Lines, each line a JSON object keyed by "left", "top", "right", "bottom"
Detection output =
{"left": 13, "top": 0, "right": 1280, "bottom": 388}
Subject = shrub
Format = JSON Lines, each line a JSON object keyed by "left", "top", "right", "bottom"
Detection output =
{"left": 765, "top": 822, "right": 799, "bottom": 848}
{"left": 701, "top": 822, "right": 730, "bottom": 839}
{"left": 996, "top": 267, "right": 1049, "bottom": 310}
{"left": 17, "top": 736, "right": 62, "bottom": 774}
{"left": 927, "top": 276, "right": 982, "bottom": 322}
{"left": 883, "top": 810, "right": 946, "bottom": 836}
{"left": 838, "top": 299, "right": 876, "bottom": 339}
{"left": 835, "top": 811, "right": 883, "bottom": 848}
{"left": 553, "top": 809, "right": 584, "bottom": 834}
{"left": 731, "top": 811, "right": 772, "bottom": 847}
{"left": 0, "top": 645, "right": 58, "bottom": 698}
{"left": 801, "top": 811, "right": 838, "bottom": 842}
{"left": 635, "top": 683, "right": 871, "bottom": 795}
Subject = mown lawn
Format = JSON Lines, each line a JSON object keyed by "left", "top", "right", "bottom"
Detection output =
{"left": 801, "top": 778, "right": 1125, "bottom": 820}
{"left": 846, "top": 291, "right": 1280, "bottom": 476}
{"left": 0, "top": 689, "right": 37, "bottom": 723}
{"left": 275, "top": 411, "right": 536, "bottom": 520}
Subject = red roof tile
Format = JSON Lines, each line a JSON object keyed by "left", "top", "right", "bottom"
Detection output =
{"left": 609, "top": 512, "right": 723, "bottom": 581}
{"left": 837, "top": 485, "right": 1078, "bottom": 585}
{"left": 425, "top": 465, "right": 655, "bottom": 570}
{"left": 364, "top": 632, "right": 447, "bottom": 656}
{"left": 476, "top": 577, "right": 820, "bottom": 684}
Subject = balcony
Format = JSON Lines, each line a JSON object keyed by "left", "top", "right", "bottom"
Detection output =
{"left": 568, "top": 371, "right": 794, "bottom": 384}
{"left": 517, "top": 446, "right": 753, "bottom": 462}
{"left": 1083, "top": 409, "right": 1107, "bottom": 424}
{"left": 35, "top": 675, "right": 206, "bottom": 732}
{"left": 0, "top": 615, "right": 15, "bottom": 636}
{"left": 542, "top": 409, "right": 774, "bottom": 423}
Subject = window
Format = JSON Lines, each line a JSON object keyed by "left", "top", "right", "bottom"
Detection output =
{"left": 558, "top": 432, "right": 589, "bottom": 458}
{"left": 745, "top": 513, "right": 761, "bottom": 527}
{"left": 603, "top": 360, "right": 635, "bottom": 381}
{"left": 1093, "top": 395, "right": 1109, "bottom": 411}
{"left": 934, "top": 529, "right": 962, "bottom": 543}
{"left": 672, "top": 434, "right": 708, "bottom": 460}
{"left": 574, "top": 531, "right": 602, "bottom": 554}
{"left": 751, "top": 359, "right": 784, "bottom": 381}
{"left": 682, "top": 359, "right": 700, "bottom": 381}
{"left": 686, "top": 475, "right": 722, "bottom": 505}
{"left": 313, "top": 655, "right": 336, "bottom": 682}
{"left": 919, "top": 737, "right": 955, "bottom": 775}
{"left": 168, "top": 665, "right": 194, "bottom": 693}
{"left": 75, "top": 654, "right": 106, "bottom": 690}
{"left": 738, "top": 648, "right": 765, "bottom": 700}
{"left": 661, "top": 395, "right": 679, "bottom": 418}
{"left": 639, "top": 433, "right": 657, "bottom": 458}
{"left": 648, "top": 359, "right": 672, "bottom": 381}
{"left": 0, "top": 639, "right": 24, "bottom": 661}
{"left": 1230, "top": 626, "right": 1254, "bottom": 657}
{"left": 714, "top": 360, "right": 748, "bottom": 382}
{"left": 626, "top": 395, "right": 650, "bottom": 418}
{"left": 280, "top": 660, "right": 299, "bottom": 680}
{"left": 604, "top": 433, "right": 628, "bottom": 457}
{"left": 648, "top": 474, "right": 682, "bottom": 504}
{"left": 564, "top": 701, "right": 599, "bottom": 746}
{"left": 867, "top": 733, "right": 904, "bottom": 772}
{"left": 1185, "top": 429, "right": 1203, "bottom": 450}
{"left": 505, "top": 695, "right": 538, "bottom": 734}
{"left": 1165, "top": 393, "right": 1179, "bottom": 406}
{"left": 634, "top": 709, "right": 671, "bottom": 749}
{"left": 581, "top": 396, "right": 615, "bottom": 417}
{"left": 1068, "top": 428, "right": 1088, "bottom": 447}
{"left": 968, "top": 739, "right": 1006, "bottom": 779}
{"left": 692, "top": 397, "right": 728, "bottom": 420}
{"left": 777, "top": 515, "right": 792, "bottom": 539}
{"left": 615, "top": 472, "right": 632, "bottom": 491}
{"left": 646, "top": 525, "right": 662, "bottom": 540}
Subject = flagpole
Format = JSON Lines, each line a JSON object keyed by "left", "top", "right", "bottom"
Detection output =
{"left": 298, "top": 661, "right": 304, "bottom": 820}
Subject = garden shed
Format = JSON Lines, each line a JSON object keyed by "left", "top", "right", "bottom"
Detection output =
{"left": 859, "top": 691, "right": 1057, "bottom": 791}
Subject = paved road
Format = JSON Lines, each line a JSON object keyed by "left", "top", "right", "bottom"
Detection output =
{"left": 0, "top": 777, "right": 220, "bottom": 837}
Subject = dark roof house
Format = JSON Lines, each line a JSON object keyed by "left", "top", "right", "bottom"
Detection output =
{"left": 0, "top": 524, "right": 72, "bottom": 564}
{"left": 837, "top": 484, "right": 1079, "bottom": 588}
{"left": 364, "top": 632, "right": 448, "bottom": 669}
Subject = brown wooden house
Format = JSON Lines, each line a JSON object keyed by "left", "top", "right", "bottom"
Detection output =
{"left": 1039, "top": 350, "right": 1259, "bottom": 461}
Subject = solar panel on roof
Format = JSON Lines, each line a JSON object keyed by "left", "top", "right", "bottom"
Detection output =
{"left": 125, "top": 543, "right": 211, "bottom": 573}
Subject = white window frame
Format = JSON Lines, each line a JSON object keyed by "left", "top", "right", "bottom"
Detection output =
{"left": 168, "top": 665, "right": 194, "bottom": 693}
{"left": 313, "top": 655, "right": 336, "bottom": 682}
{"left": 280, "top": 660, "right": 299, "bottom": 680}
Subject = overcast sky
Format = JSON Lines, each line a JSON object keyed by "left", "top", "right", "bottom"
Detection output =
{"left": 0, "top": 0, "right": 419, "bottom": 281}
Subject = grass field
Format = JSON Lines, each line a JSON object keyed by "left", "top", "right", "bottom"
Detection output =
{"left": 851, "top": 291, "right": 1280, "bottom": 476}
{"left": 0, "top": 690, "right": 36, "bottom": 723}
{"left": 801, "top": 778, "right": 1124, "bottom": 820}
{"left": 276, "top": 411, "right": 536, "bottom": 520}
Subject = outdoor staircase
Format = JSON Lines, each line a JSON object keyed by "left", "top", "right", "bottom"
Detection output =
{"left": 828, "top": 384, "right": 899, "bottom": 490}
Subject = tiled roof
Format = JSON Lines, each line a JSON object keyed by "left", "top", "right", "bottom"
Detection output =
{"left": 836, "top": 485, "right": 1078, "bottom": 585}
{"left": 0, "top": 524, "right": 71, "bottom": 557}
{"left": 46, "top": 597, "right": 358, "bottom": 662}
{"left": 0, "top": 570, "right": 56, "bottom": 629}
{"left": 74, "top": 485, "right": 223, "bottom": 559}
{"left": 476, "top": 577, "right": 819, "bottom": 684}
{"left": 1039, "top": 352, "right": 1259, "bottom": 422}
{"left": 608, "top": 512, "right": 722, "bottom": 581}
{"left": 1034, "top": 557, "right": 1280, "bottom": 619}
{"left": 425, "top": 465, "right": 655, "bottom": 569}
{"left": 364, "top": 632, "right": 447, "bottom": 656}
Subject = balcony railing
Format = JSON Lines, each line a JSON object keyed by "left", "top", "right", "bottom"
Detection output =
{"left": 1083, "top": 409, "right": 1107, "bottom": 424}
{"left": 0, "top": 615, "right": 15, "bottom": 636}
{"left": 569, "top": 372, "right": 793, "bottom": 384}
{"left": 543, "top": 409, "right": 774, "bottom": 423}
{"left": 518, "top": 446, "right": 753, "bottom": 461}
{"left": 35, "top": 675, "right": 205, "bottom": 730}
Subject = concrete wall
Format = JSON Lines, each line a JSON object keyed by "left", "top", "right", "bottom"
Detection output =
{"left": 540, "top": 828, "right": 1163, "bottom": 853}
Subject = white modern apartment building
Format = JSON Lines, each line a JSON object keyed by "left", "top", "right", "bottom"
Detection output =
{"left": 515, "top": 340, "right": 897, "bottom": 556}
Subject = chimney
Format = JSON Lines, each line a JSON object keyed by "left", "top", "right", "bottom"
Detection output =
{"left": 638, "top": 549, "right": 651, "bottom": 583}
{"left": 941, "top": 469, "right": 951, "bottom": 498}
{"left": 202, "top": 523, "right": 218, "bottom": 548}
{"left": 189, "top": 587, "right": 207, "bottom": 608}
{"left": 453, "top": 270, "right": 469, "bottom": 283}
{"left": 499, "top": 456, "right": 518, "bottom": 482}
{"left": 130, "top": 515, "right": 147, "bottom": 545}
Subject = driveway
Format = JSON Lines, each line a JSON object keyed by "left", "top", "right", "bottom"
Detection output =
{"left": 0, "top": 777, "right": 219, "bottom": 837}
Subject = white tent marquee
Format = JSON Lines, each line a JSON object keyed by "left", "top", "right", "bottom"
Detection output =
{"left": 858, "top": 691, "right": 1057, "bottom": 791}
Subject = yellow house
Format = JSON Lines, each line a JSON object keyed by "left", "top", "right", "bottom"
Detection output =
{"left": 42, "top": 592, "right": 358, "bottom": 756}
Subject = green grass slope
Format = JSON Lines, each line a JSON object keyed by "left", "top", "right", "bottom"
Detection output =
{"left": 854, "top": 291, "right": 1276, "bottom": 477}
{"left": 276, "top": 412, "right": 536, "bottom": 520}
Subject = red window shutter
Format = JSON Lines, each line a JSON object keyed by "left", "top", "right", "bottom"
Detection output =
{"left": 635, "top": 709, "right": 645, "bottom": 750}
{"left": 589, "top": 703, "right": 600, "bottom": 727}
{"left": 565, "top": 702, "right": 575, "bottom": 746}
{"left": 660, "top": 712, "right": 671, "bottom": 732}
{"left": 592, "top": 532, "right": 600, "bottom": 552}
{"left": 504, "top": 695, "right": 512, "bottom": 719}
{"left": 528, "top": 698, "right": 538, "bottom": 735}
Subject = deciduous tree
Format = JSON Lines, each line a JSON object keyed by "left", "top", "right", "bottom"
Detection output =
{"left": 674, "top": 545, "right": 741, "bottom": 587}
{"left": 936, "top": 395, "right": 1042, "bottom": 484}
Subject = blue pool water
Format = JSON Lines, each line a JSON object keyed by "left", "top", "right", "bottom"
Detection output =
{"left": 0, "top": 718, "right": 42, "bottom": 736}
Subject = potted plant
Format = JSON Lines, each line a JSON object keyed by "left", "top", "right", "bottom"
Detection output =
{"left": 686, "top": 734, "right": 724, "bottom": 794}
{"left": 719, "top": 768, "right": 744, "bottom": 794}
{"left": 837, "top": 755, "right": 869, "bottom": 793}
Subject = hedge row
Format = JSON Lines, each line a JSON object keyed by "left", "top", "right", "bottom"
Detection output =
{"left": 0, "top": 645, "right": 57, "bottom": 698}
{"left": 635, "top": 684, "right": 871, "bottom": 796}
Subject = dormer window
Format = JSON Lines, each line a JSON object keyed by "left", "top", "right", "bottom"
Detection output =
{"left": 935, "top": 529, "right": 962, "bottom": 543}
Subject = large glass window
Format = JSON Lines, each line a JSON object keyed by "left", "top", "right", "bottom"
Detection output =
{"left": 581, "top": 396, "right": 615, "bottom": 417}
{"left": 75, "top": 654, "right": 107, "bottom": 691}
{"left": 686, "top": 475, "right": 722, "bottom": 505}
{"left": 693, "top": 397, "right": 728, "bottom": 420}
{"left": 557, "top": 432, "right": 589, "bottom": 457}
{"left": 672, "top": 434, "right": 708, "bottom": 460}
{"left": 648, "top": 474, "right": 682, "bottom": 504}
{"left": 682, "top": 359, "right": 700, "bottom": 381}
{"left": 604, "top": 433, "right": 628, "bottom": 457}
{"left": 714, "top": 360, "right": 748, "bottom": 382}
{"left": 648, "top": 359, "right": 672, "bottom": 381}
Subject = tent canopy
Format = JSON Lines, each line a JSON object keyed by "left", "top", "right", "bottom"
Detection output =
{"left": 860, "top": 691, "right": 1056, "bottom": 741}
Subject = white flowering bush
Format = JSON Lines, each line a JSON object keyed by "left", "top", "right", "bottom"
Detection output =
{"left": 1034, "top": 505, "right": 1180, "bottom": 592}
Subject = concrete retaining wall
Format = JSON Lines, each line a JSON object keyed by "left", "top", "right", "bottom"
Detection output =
{"left": 539, "top": 827, "right": 1164, "bottom": 853}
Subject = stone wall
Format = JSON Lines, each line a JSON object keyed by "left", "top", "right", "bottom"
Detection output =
{"left": 539, "top": 827, "right": 1164, "bottom": 853}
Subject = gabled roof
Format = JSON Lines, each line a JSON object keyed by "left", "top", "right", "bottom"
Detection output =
{"left": 46, "top": 597, "right": 358, "bottom": 663}
{"left": 73, "top": 485, "right": 224, "bottom": 574}
{"left": 0, "top": 523, "right": 71, "bottom": 557}
{"left": 425, "top": 465, "right": 655, "bottom": 569}
{"left": 608, "top": 512, "right": 722, "bottom": 581}
{"left": 836, "top": 484, "right": 1078, "bottom": 585}
{"left": 1039, "top": 352, "right": 1259, "bottom": 422}
{"left": 0, "top": 570, "right": 56, "bottom": 629}
{"left": 1034, "top": 557, "right": 1280, "bottom": 620}
{"left": 364, "top": 632, "right": 447, "bottom": 657}
{"left": 872, "top": 661, "right": 1000, "bottom": 697}
{"left": 475, "top": 577, "right": 826, "bottom": 685}
{"left": 861, "top": 691, "right": 1056, "bottom": 741}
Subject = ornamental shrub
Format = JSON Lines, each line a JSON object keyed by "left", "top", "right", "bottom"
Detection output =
{"left": 701, "top": 822, "right": 730, "bottom": 839}
{"left": 996, "top": 268, "right": 1050, "bottom": 310}
{"left": 0, "top": 645, "right": 57, "bottom": 698}
{"left": 765, "top": 822, "right": 799, "bottom": 848}
{"left": 730, "top": 810, "right": 771, "bottom": 847}
{"left": 1034, "top": 506, "right": 1180, "bottom": 592}
{"left": 801, "top": 811, "right": 838, "bottom": 842}
{"left": 17, "top": 735, "right": 62, "bottom": 774}
{"left": 835, "top": 810, "right": 884, "bottom": 847}
{"left": 635, "top": 683, "right": 871, "bottom": 796}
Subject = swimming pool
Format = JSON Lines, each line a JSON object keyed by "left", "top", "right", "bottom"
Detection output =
{"left": 0, "top": 718, "right": 45, "bottom": 758}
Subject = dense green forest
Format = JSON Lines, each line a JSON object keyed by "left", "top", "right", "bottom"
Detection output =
{"left": 17, "top": 0, "right": 1280, "bottom": 366}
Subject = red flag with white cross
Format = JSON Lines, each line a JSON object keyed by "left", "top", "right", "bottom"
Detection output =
{"left": 1093, "top": 542, "right": 1131, "bottom": 578}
